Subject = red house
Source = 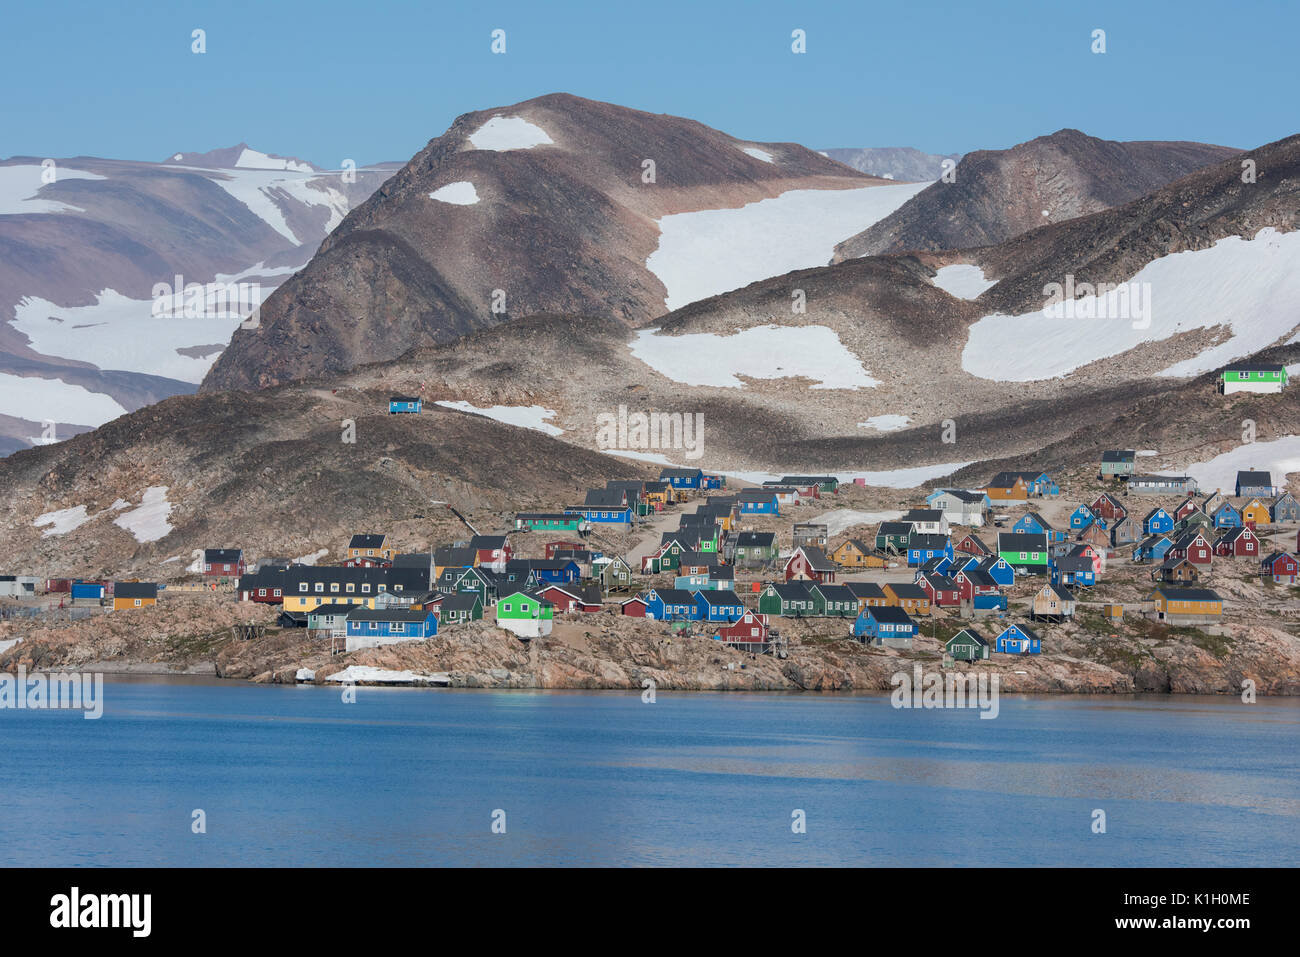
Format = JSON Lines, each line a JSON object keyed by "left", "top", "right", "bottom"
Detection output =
{"left": 342, "top": 555, "right": 389, "bottom": 568}
{"left": 1091, "top": 493, "right": 1127, "bottom": 522}
{"left": 783, "top": 546, "right": 837, "bottom": 583}
{"left": 620, "top": 595, "right": 649, "bottom": 617}
{"left": 538, "top": 583, "right": 602, "bottom": 614}
{"left": 203, "top": 548, "right": 246, "bottom": 577}
{"left": 954, "top": 534, "right": 992, "bottom": 557}
{"left": 917, "top": 572, "right": 961, "bottom": 607}
{"left": 1169, "top": 531, "right": 1213, "bottom": 565}
{"left": 716, "top": 610, "right": 770, "bottom": 648}
{"left": 1261, "top": 552, "right": 1299, "bottom": 584}
{"left": 1214, "top": 526, "right": 1260, "bottom": 558}
{"left": 953, "top": 568, "right": 999, "bottom": 602}
{"left": 1173, "top": 497, "right": 1201, "bottom": 521}
{"left": 470, "top": 535, "right": 512, "bottom": 568}
{"left": 544, "top": 540, "right": 585, "bottom": 560}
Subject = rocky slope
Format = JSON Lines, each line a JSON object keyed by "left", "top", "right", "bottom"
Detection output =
{"left": 832, "top": 129, "right": 1240, "bottom": 260}
{"left": 201, "top": 93, "right": 886, "bottom": 392}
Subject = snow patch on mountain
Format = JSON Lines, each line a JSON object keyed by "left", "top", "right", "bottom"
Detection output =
{"left": 34, "top": 505, "right": 94, "bottom": 537}
{"left": 629, "top": 325, "right": 877, "bottom": 390}
{"left": 932, "top": 264, "right": 997, "bottom": 300}
{"left": 858, "top": 414, "right": 911, "bottom": 431}
{"left": 646, "top": 182, "right": 928, "bottom": 310}
{"left": 435, "top": 401, "right": 563, "bottom": 436}
{"left": 962, "top": 228, "right": 1300, "bottom": 382}
{"left": 742, "top": 146, "right": 774, "bottom": 163}
{"left": 234, "top": 147, "right": 314, "bottom": 172}
{"left": 468, "top": 116, "right": 554, "bottom": 151}
{"left": 0, "top": 165, "right": 106, "bottom": 215}
{"left": 0, "top": 372, "right": 128, "bottom": 428}
{"left": 429, "top": 181, "right": 480, "bottom": 205}
{"left": 112, "top": 487, "right": 173, "bottom": 543}
{"left": 1184, "top": 436, "right": 1300, "bottom": 493}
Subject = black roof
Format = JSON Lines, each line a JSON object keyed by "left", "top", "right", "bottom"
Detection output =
{"left": 1236, "top": 470, "right": 1273, "bottom": 485}
{"left": 390, "top": 395, "right": 420, "bottom": 402}
{"left": 1153, "top": 587, "right": 1222, "bottom": 602}
{"left": 204, "top": 548, "right": 243, "bottom": 562}
{"left": 735, "top": 531, "right": 775, "bottom": 546}
{"left": 1101, "top": 450, "right": 1136, "bottom": 463}
{"left": 440, "top": 592, "right": 481, "bottom": 611}
{"left": 114, "top": 582, "right": 158, "bottom": 598}
{"left": 867, "top": 605, "right": 914, "bottom": 625}
{"left": 348, "top": 534, "right": 387, "bottom": 549}
{"left": 886, "top": 582, "right": 927, "bottom": 600}
{"left": 1222, "top": 361, "right": 1284, "bottom": 372}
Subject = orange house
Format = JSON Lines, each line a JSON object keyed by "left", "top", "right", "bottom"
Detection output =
{"left": 1241, "top": 498, "right": 1271, "bottom": 527}
{"left": 112, "top": 582, "right": 158, "bottom": 610}
{"left": 347, "top": 533, "right": 394, "bottom": 562}
{"left": 883, "top": 582, "right": 931, "bottom": 616}
{"left": 831, "top": 539, "right": 883, "bottom": 569}
{"left": 983, "top": 475, "right": 1029, "bottom": 501}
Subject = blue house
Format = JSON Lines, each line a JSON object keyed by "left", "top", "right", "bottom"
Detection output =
{"left": 1068, "top": 505, "right": 1095, "bottom": 531}
{"left": 994, "top": 623, "right": 1041, "bottom": 654}
{"left": 70, "top": 581, "right": 105, "bottom": 601}
{"left": 388, "top": 395, "right": 422, "bottom": 414}
{"left": 1012, "top": 512, "right": 1065, "bottom": 542}
{"left": 1143, "top": 507, "right": 1174, "bottom": 535}
{"left": 977, "top": 556, "right": 1016, "bottom": 587}
{"left": 644, "top": 588, "right": 704, "bottom": 621}
{"left": 569, "top": 489, "right": 633, "bottom": 525}
{"left": 907, "top": 534, "right": 952, "bottom": 566}
{"left": 851, "top": 605, "right": 917, "bottom": 645}
{"left": 970, "top": 593, "right": 1008, "bottom": 613}
{"left": 661, "top": 467, "right": 704, "bottom": 490}
{"left": 1132, "top": 535, "right": 1173, "bottom": 563}
{"left": 508, "top": 559, "right": 580, "bottom": 585}
{"left": 702, "top": 474, "right": 725, "bottom": 489}
{"left": 694, "top": 590, "right": 746, "bottom": 623}
{"left": 1050, "top": 556, "right": 1096, "bottom": 588}
{"left": 737, "top": 491, "right": 780, "bottom": 515}
{"left": 1027, "top": 472, "right": 1061, "bottom": 497}
{"left": 1212, "top": 502, "right": 1242, "bottom": 529}
{"left": 345, "top": 607, "right": 438, "bottom": 640}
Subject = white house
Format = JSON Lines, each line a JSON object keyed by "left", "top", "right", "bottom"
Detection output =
{"left": 925, "top": 490, "right": 990, "bottom": 527}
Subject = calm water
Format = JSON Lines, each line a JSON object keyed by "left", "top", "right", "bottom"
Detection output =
{"left": 1, "top": 678, "right": 1297, "bottom": 866}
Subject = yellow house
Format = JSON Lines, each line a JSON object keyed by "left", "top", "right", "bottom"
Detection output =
{"left": 644, "top": 485, "right": 672, "bottom": 508}
{"left": 1241, "top": 498, "right": 1271, "bottom": 527}
{"left": 346, "top": 533, "right": 394, "bottom": 562}
{"left": 283, "top": 567, "right": 395, "bottom": 613}
{"left": 832, "top": 539, "right": 884, "bottom": 569}
{"left": 1149, "top": 587, "right": 1222, "bottom": 624}
{"left": 883, "top": 583, "right": 931, "bottom": 616}
{"left": 112, "top": 582, "right": 158, "bottom": 610}
{"left": 983, "top": 476, "right": 1029, "bottom": 502}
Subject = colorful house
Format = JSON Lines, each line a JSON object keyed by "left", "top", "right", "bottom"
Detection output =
{"left": 694, "top": 590, "right": 746, "bottom": 623}
{"left": 736, "top": 490, "right": 780, "bottom": 515}
{"left": 851, "top": 606, "right": 916, "bottom": 648}
{"left": 112, "top": 582, "right": 158, "bottom": 610}
{"left": 997, "top": 532, "right": 1048, "bottom": 572}
{"left": 733, "top": 531, "right": 778, "bottom": 566}
{"left": 1240, "top": 498, "right": 1271, "bottom": 528}
{"left": 1235, "top": 470, "right": 1274, "bottom": 498}
{"left": 784, "top": 546, "right": 838, "bottom": 583}
{"left": 495, "top": 591, "right": 554, "bottom": 637}
{"left": 945, "top": 628, "right": 990, "bottom": 661}
{"left": 830, "top": 539, "right": 881, "bottom": 569}
{"left": 660, "top": 467, "right": 704, "bottom": 490}
{"left": 976, "top": 555, "right": 1016, "bottom": 587}
{"left": 1219, "top": 362, "right": 1287, "bottom": 394}
{"left": 1214, "top": 526, "right": 1260, "bottom": 558}
{"left": 1211, "top": 501, "right": 1242, "bottom": 529}
{"left": 1271, "top": 492, "right": 1300, "bottom": 523}
{"left": 347, "top": 533, "right": 394, "bottom": 563}
{"left": 1090, "top": 493, "right": 1127, "bottom": 522}
{"left": 954, "top": 533, "right": 992, "bottom": 557}
{"left": 916, "top": 572, "right": 960, "bottom": 607}
{"left": 1143, "top": 507, "right": 1174, "bottom": 535}
{"left": 715, "top": 610, "right": 772, "bottom": 650}
{"left": 757, "top": 582, "right": 817, "bottom": 618}
{"left": 811, "top": 583, "right": 860, "bottom": 617}
{"left": 571, "top": 489, "right": 633, "bottom": 525}
{"left": 202, "top": 548, "right": 245, "bottom": 578}
{"left": 1168, "top": 531, "right": 1214, "bottom": 566}
{"left": 344, "top": 607, "right": 438, "bottom": 650}
{"left": 844, "top": 581, "right": 887, "bottom": 612}
{"left": 439, "top": 592, "right": 483, "bottom": 624}
{"left": 515, "top": 513, "right": 585, "bottom": 533}
{"left": 876, "top": 522, "right": 915, "bottom": 554}
{"left": 537, "top": 583, "right": 603, "bottom": 614}
{"left": 388, "top": 395, "right": 422, "bottom": 413}
{"left": 906, "top": 534, "right": 952, "bottom": 566}
{"left": 883, "top": 582, "right": 931, "bottom": 616}
{"left": 1099, "top": 450, "right": 1136, "bottom": 479}
{"left": 1050, "top": 556, "right": 1095, "bottom": 588}
{"left": 1133, "top": 534, "right": 1173, "bottom": 564}
{"left": 643, "top": 588, "right": 704, "bottom": 621}
{"left": 994, "top": 623, "right": 1041, "bottom": 654}
{"left": 1128, "top": 474, "right": 1197, "bottom": 496}
{"left": 1148, "top": 587, "right": 1223, "bottom": 624}
{"left": 983, "top": 472, "right": 1029, "bottom": 502}
{"left": 1261, "top": 552, "right": 1300, "bottom": 584}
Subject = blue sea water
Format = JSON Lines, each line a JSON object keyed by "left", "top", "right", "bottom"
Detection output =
{"left": 1, "top": 678, "right": 1297, "bottom": 866}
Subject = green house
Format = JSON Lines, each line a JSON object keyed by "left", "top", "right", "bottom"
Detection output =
{"left": 996, "top": 532, "right": 1048, "bottom": 570}
{"left": 812, "top": 583, "right": 859, "bottom": 618}
{"left": 876, "top": 522, "right": 913, "bottom": 553}
{"left": 514, "top": 513, "right": 584, "bottom": 532}
{"left": 597, "top": 556, "right": 633, "bottom": 594}
{"left": 495, "top": 591, "right": 554, "bottom": 638}
{"left": 1219, "top": 362, "right": 1287, "bottom": 394}
{"left": 440, "top": 592, "right": 483, "bottom": 624}
{"left": 1100, "top": 450, "right": 1136, "bottom": 478}
{"left": 758, "top": 582, "right": 817, "bottom": 617}
{"left": 733, "top": 532, "right": 777, "bottom": 565}
{"left": 945, "top": 628, "right": 990, "bottom": 661}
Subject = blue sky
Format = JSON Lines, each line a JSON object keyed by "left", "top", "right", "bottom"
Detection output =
{"left": 3, "top": 0, "right": 1295, "bottom": 165}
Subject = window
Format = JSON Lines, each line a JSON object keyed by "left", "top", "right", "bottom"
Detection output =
{"left": 503, "top": 603, "right": 512, "bottom": 613}
{"left": 299, "top": 583, "right": 308, "bottom": 593}
{"left": 134, "top": 599, "right": 142, "bottom": 607}
{"left": 330, "top": 583, "right": 340, "bottom": 593}
{"left": 314, "top": 583, "right": 324, "bottom": 593}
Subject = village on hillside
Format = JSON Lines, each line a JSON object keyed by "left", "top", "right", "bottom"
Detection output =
{"left": 4, "top": 366, "right": 1298, "bottom": 687}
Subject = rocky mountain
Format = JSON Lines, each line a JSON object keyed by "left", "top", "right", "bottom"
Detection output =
{"left": 0, "top": 147, "right": 399, "bottom": 453}
{"left": 832, "top": 129, "right": 1241, "bottom": 260}
{"left": 820, "top": 146, "right": 962, "bottom": 182}
{"left": 200, "top": 93, "right": 918, "bottom": 393}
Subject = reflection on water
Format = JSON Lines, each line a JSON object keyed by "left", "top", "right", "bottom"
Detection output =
{"left": 0, "top": 680, "right": 1296, "bottom": 866}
